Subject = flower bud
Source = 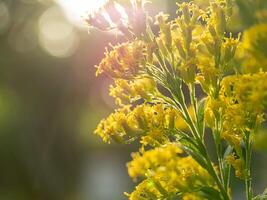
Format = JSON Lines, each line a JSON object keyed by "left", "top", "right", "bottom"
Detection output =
{"left": 175, "top": 39, "right": 186, "bottom": 59}
{"left": 212, "top": 3, "right": 226, "bottom": 36}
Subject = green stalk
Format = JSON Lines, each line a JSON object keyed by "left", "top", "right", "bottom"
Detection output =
{"left": 226, "top": 162, "right": 231, "bottom": 189}
{"left": 199, "top": 141, "right": 230, "bottom": 200}
{"left": 189, "top": 84, "right": 197, "bottom": 115}
{"left": 173, "top": 88, "right": 230, "bottom": 200}
{"left": 245, "top": 133, "right": 253, "bottom": 200}
{"left": 189, "top": 84, "right": 198, "bottom": 130}
{"left": 213, "top": 118, "right": 226, "bottom": 187}
{"left": 177, "top": 89, "right": 201, "bottom": 140}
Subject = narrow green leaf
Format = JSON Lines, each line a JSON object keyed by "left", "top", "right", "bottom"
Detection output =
{"left": 197, "top": 97, "right": 206, "bottom": 138}
{"left": 183, "top": 146, "right": 208, "bottom": 170}
{"left": 199, "top": 186, "right": 224, "bottom": 200}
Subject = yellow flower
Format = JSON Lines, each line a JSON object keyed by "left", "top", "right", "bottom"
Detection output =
{"left": 127, "top": 144, "right": 215, "bottom": 199}
{"left": 109, "top": 77, "right": 156, "bottom": 106}
{"left": 127, "top": 144, "right": 183, "bottom": 179}
{"left": 221, "top": 73, "right": 267, "bottom": 113}
{"left": 241, "top": 24, "right": 267, "bottom": 73}
{"left": 196, "top": 54, "right": 220, "bottom": 96}
{"left": 173, "top": 2, "right": 204, "bottom": 84}
{"left": 125, "top": 179, "right": 161, "bottom": 200}
{"left": 243, "top": 24, "right": 267, "bottom": 58}
{"left": 94, "top": 106, "right": 132, "bottom": 143}
{"left": 221, "top": 34, "right": 240, "bottom": 65}
{"left": 197, "top": 31, "right": 240, "bottom": 95}
{"left": 128, "top": 183, "right": 202, "bottom": 200}
{"left": 155, "top": 12, "right": 172, "bottom": 50}
{"left": 96, "top": 41, "right": 145, "bottom": 79}
{"left": 221, "top": 131, "right": 242, "bottom": 149}
{"left": 210, "top": 2, "right": 226, "bottom": 36}
{"left": 226, "top": 155, "right": 245, "bottom": 179}
{"left": 94, "top": 104, "right": 182, "bottom": 145}
{"left": 204, "top": 97, "right": 225, "bottom": 128}
{"left": 140, "top": 130, "right": 169, "bottom": 147}
{"left": 214, "top": 73, "right": 267, "bottom": 148}
{"left": 202, "top": 72, "right": 267, "bottom": 150}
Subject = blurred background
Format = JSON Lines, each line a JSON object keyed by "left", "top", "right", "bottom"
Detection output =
{"left": 0, "top": 0, "right": 266, "bottom": 200}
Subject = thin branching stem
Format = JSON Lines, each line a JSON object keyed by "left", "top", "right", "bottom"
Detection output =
{"left": 245, "top": 133, "right": 253, "bottom": 200}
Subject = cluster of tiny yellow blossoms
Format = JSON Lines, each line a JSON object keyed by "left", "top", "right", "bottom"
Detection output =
{"left": 172, "top": 2, "right": 204, "bottom": 84}
{"left": 96, "top": 41, "right": 145, "bottom": 79}
{"left": 241, "top": 24, "right": 267, "bottom": 73}
{"left": 87, "top": 0, "right": 267, "bottom": 199}
{"left": 226, "top": 155, "right": 244, "bottom": 179}
{"left": 109, "top": 77, "right": 156, "bottom": 106}
{"left": 204, "top": 60, "right": 267, "bottom": 179}
{"left": 126, "top": 144, "right": 214, "bottom": 200}
{"left": 95, "top": 103, "right": 185, "bottom": 146}
{"left": 196, "top": 3, "right": 240, "bottom": 97}
{"left": 205, "top": 72, "right": 267, "bottom": 150}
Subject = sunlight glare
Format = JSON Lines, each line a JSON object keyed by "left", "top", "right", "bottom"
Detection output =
{"left": 56, "top": 0, "right": 108, "bottom": 26}
{"left": 38, "top": 6, "right": 79, "bottom": 57}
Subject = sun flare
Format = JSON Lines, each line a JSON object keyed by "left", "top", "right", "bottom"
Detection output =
{"left": 56, "top": 0, "right": 108, "bottom": 25}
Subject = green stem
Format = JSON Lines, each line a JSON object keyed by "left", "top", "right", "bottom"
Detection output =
{"left": 245, "top": 133, "right": 253, "bottom": 200}
{"left": 213, "top": 118, "right": 226, "bottom": 188}
{"left": 172, "top": 87, "right": 230, "bottom": 200}
{"left": 197, "top": 135, "right": 230, "bottom": 200}
{"left": 189, "top": 84, "right": 198, "bottom": 129}
{"left": 226, "top": 163, "right": 231, "bottom": 189}
{"left": 179, "top": 94, "right": 200, "bottom": 140}
{"left": 189, "top": 84, "right": 197, "bottom": 116}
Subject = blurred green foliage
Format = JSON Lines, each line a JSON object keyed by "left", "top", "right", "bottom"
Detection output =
{"left": 0, "top": 1, "right": 114, "bottom": 199}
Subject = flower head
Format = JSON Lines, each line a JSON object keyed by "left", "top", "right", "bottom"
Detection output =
{"left": 127, "top": 144, "right": 215, "bottom": 199}
{"left": 94, "top": 103, "right": 182, "bottom": 145}
{"left": 109, "top": 77, "right": 156, "bottom": 106}
{"left": 96, "top": 41, "right": 145, "bottom": 79}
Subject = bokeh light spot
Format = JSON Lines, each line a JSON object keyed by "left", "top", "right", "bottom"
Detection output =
{"left": 38, "top": 6, "right": 79, "bottom": 58}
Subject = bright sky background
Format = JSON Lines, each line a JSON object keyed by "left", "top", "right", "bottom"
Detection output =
{"left": 38, "top": 0, "right": 110, "bottom": 58}
{"left": 55, "top": 0, "right": 108, "bottom": 25}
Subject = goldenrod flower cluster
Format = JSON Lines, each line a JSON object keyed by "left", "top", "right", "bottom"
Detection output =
{"left": 241, "top": 24, "right": 267, "bottom": 73}
{"left": 87, "top": 0, "right": 267, "bottom": 199}
{"left": 96, "top": 41, "right": 145, "bottom": 79}
{"left": 95, "top": 103, "right": 183, "bottom": 146}
{"left": 109, "top": 77, "right": 156, "bottom": 106}
{"left": 226, "top": 155, "right": 244, "bottom": 179}
{"left": 205, "top": 72, "right": 267, "bottom": 150}
{"left": 126, "top": 144, "right": 214, "bottom": 200}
